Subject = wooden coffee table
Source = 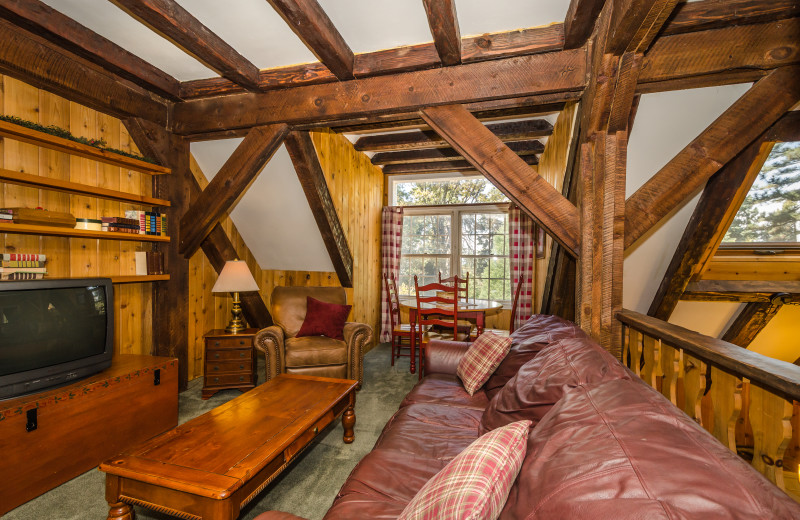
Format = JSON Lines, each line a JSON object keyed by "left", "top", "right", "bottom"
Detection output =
{"left": 100, "top": 374, "right": 357, "bottom": 520}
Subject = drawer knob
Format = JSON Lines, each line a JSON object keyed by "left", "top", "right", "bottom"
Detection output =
{"left": 214, "top": 352, "right": 220, "bottom": 359}
{"left": 240, "top": 364, "right": 244, "bottom": 370}
{"left": 239, "top": 340, "right": 245, "bottom": 345}
{"left": 213, "top": 366, "right": 219, "bottom": 371}
{"left": 313, "top": 427, "right": 318, "bottom": 434}
{"left": 214, "top": 377, "right": 219, "bottom": 383}
{"left": 239, "top": 376, "right": 245, "bottom": 382}
{"left": 214, "top": 341, "right": 220, "bottom": 347}
{"left": 239, "top": 352, "right": 245, "bottom": 358}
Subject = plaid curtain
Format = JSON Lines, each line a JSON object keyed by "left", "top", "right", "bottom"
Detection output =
{"left": 380, "top": 206, "right": 404, "bottom": 342}
{"left": 509, "top": 205, "right": 534, "bottom": 330}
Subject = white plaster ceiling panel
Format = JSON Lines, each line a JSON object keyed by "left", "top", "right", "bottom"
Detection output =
{"left": 190, "top": 140, "right": 334, "bottom": 272}
{"left": 175, "top": 0, "right": 318, "bottom": 70}
{"left": 317, "top": 0, "right": 434, "bottom": 54}
{"left": 669, "top": 301, "right": 743, "bottom": 338}
{"left": 41, "top": 0, "right": 216, "bottom": 80}
{"left": 622, "top": 83, "right": 754, "bottom": 314}
{"left": 456, "top": 0, "right": 568, "bottom": 36}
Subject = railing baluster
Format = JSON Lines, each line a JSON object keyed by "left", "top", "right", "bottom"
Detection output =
{"left": 750, "top": 384, "right": 793, "bottom": 493}
{"left": 683, "top": 353, "right": 707, "bottom": 427}
{"left": 660, "top": 343, "right": 679, "bottom": 406}
{"left": 642, "top": 335, "right": 656, "bottom": 389}
{"left": 710, "top": 366, "right": 742, "bottom": 452}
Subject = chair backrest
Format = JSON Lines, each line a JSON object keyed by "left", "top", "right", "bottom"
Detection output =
{"left": 271, "top": 286, "right": 347, "bottom": 338}
{"left": 383, "top": 273, "right": 401, "bottom": 329}
{"left": 414, "top": 275, "right": 459, "bottom": 338}
{"left": 438, "top": 272, "right": 469, "bottom": 299}
{"left": 509, "top": 276, "right": 525, "bottom": 334}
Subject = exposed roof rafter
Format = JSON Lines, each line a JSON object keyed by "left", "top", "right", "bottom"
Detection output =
{"left": 371, "top": 140, "right": 544, "bottom": 165}
{"left": 382, "top": 154, "right": 538, "bottom": 175}
{"left": 422, "top": 0, "right": 461, "bottom": 66}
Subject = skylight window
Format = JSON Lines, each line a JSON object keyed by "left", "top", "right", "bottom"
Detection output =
{"left": 723, "top": 141, "right": 800, "bottom": 244}
{"left": 392, "top": 175, "right": 508, "bottom": 206}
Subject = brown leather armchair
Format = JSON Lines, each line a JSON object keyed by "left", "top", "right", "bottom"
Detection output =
{"left": 254, "top": 286, "right": 372, "bottom": 388}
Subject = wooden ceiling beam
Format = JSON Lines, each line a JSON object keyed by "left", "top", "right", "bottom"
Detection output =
{"left": 371, "top": 140, "right": 544, "bottom": 165}
{"left": 647, "top": 137, "right": 773, "bottom": 320}
{"left": 178, "top": 24, "right": 564, "bottom": 100}
{"left": 266, "top": 0, "right": 354, "bottom": 80}
{"left": 179, "top": 124, "right": 290, "bottom": 257}
{"left": 662, "top": 0, "right": 800, "bottom": 37}
{"left": 171, "top": 49, "right": 586, "bottom": 136}
{"left": 563, "top": 0, "right": 606, "bottom": 49}
{"left": 422, "top": 0, "right": 461, "bottom": 66}
{"left": 0, "top": 18, "right": 168, "bottom": 124}
{"left": 681, "top": 280, "right": 800, "bottom": 303}
{"left": 355, "top": 119, "right": 553, "bottom": 152}
{"left": 0, "top": 0, "right": 181, "bottom": 101}
{"left": 721, "top": 301, "right": 784, "bottom": 348}
{"left": 625, "top": 65, "right": 800, "bottom": 250}
{"left": 606, "top": 0, "right": 682, "bottom": 55}
{"left": 382, "top": 154, "right": 538, "bottom": 175}
{"left": 284, "top": 131, "right": 353, "bottom": 287}
{"left": 421, "top": 104, "right": 580, "bottom": 255}
{"left": 110, "top": 0, "right": 260, "bottom": 90}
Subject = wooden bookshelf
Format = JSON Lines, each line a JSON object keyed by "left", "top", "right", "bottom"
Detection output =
{"left": 111, "top": 275, "right": 170, "bottom": 284}
{"left": 0, "top": 119, "right": 170, "bottom": 176}
{"left": 0, "top": 221, "right": 170, "bottom": 242}
{"left": 0, "top": 168, "right": 171, "bottom": 207}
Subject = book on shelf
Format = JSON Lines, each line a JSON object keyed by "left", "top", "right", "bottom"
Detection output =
{"left": 125, "top": 210, "right": 167, "bottom": 236}
{"left": 0, "top": 213, "right": 11, "bottom": 220}
{"left": 1, "top": 272, "right": 45, "bottom": 280}
{"left": 0, "top": 267, "right": 48, "bottom": 274}
{"left": 0, "top": 207, "right": 76, "bottom": 227}
{"left": 0, "top": 253, "right": 47, "bottom": 262}
{"left": 1, "top": 260, "right": 46, "bottom": 268}
{"left": 134, "top": 251, "right": 164, "bottom": 276}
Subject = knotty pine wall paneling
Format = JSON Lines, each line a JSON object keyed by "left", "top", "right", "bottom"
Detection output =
{"left": 0, "top": 75, "right": 153, "bottom": 357}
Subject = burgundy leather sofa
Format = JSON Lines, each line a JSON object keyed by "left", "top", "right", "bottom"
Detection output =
{"left": 257, "top": 315, "right": 800, "bottom": 519}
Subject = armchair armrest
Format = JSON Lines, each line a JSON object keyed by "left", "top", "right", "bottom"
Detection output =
{"left": 343, "top": 322, "right": 372, "bottom": 389}
{"left": 425, "top": 339, "right": 472, "bottom": 376}
{"left": 254, "top": 325, "right": 285, "bottom": 382}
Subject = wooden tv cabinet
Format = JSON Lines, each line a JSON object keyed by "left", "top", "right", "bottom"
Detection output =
{"left": 0, "top": 355, "right": 178, "bottom": 516}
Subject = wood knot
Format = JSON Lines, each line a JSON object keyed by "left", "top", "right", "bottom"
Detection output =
{"left": 769, "top": 46, "right": 793, "bottom": 60}
{"left": 476, "top": 36, "right": 492, "bottom": 49}
{"left": 361, "top": 94, "right": 370, "bottom": 103}
{"left": 314, "top": 98, "right": 323, "bottom": 107}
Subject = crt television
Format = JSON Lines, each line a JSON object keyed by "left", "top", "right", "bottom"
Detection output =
{"left": 0, "top": 278, "right": 114, "bottom": 400}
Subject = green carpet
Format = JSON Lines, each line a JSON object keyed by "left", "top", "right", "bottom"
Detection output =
{"left": 5, "top": 343, "right": 417, "bottom": 520}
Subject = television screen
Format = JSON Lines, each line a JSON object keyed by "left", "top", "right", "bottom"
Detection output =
{"left": 0, "top": 284, "right": 109, "bottom": 377}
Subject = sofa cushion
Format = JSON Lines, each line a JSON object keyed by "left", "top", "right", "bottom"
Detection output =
{"left": 296, "top": 296, "right": 351, "bottom": 340}
{"left": 374, "top": 403, "right": 483, "bottom": 461}
{"left": 500, "top": 379, "right": 800, "bottom": 519}
{"left": 484, "top": 315, "right": 584, "bottom": 399}
{"left": 398, "top": 420, "right": 531, "bottom": 520}
{"left": 271, "top": 286, "right": 347, "bottom": 338}
{"left": 324, "top": 449, "right": 449, "bottom": 520}
{"left": 401, "top": 374, "right": 490, "bottom": 410}
{"left": 284, "top": 335, "right": 347, "bottom": 367}
{"left": 457, "top": 333, "right": 513, "bottom": 396}
{"left": 481, "top": 337, "right": 631, "bottom": 432}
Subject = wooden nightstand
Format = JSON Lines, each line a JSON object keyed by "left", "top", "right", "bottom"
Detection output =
{"left": 202, "top": 329, "right": 258, "bottom": 399}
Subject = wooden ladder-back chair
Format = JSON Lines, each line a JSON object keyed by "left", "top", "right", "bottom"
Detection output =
{"left": 473, "top": 276, "right": 525, "bottom": 339}
{"left": 383, "top": 273, "right": 414, "bottom": 366}
{"left": 438, "top": 272, "right": 472, "bottom": 333}
{"left": 414, "top": 275, "right": 473, "bottom": 379}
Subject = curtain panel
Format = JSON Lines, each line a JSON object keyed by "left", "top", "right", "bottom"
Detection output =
{"left": 509, "top": 205, "right": 534, "bottom": 330}
{"left": 380, "top": 206, "right": 404, "bottom": 342}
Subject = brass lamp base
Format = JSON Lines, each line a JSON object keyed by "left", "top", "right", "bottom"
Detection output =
{"left": 225, "top": 291, "right": 247, "bottom": 334}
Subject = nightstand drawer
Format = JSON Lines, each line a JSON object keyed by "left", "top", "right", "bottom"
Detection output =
{"left": 208, "top": 337, "right": 253, "bottom": 350}
{"left": 206, "top": 373, "right": 254, "bottom": 387}
{"left": 206, "top": 360, "right": 251, "bottom": 374}
{"left": 207, "top": 349, "right": 252, "bottom": 361}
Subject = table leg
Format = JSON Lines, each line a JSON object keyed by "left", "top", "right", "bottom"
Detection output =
{"left": 107, "top": 502, "right": 135, "bottom": 520}
{"left": 409, "top": 309, "right": 417, "bottom": 374}
{"left": 342, "top": 402, "right": 356, "bottom": 444}
{"left": 477, "top": 311, "right": 485, "bottom": 337}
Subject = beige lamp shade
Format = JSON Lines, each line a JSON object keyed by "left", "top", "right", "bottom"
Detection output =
{"left": 212, "top": 260, "right": 259, "bottom": 293}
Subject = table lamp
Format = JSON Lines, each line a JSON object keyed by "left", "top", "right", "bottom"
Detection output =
{"left": 212, "top": 260, "right": 260, "bottom": 333}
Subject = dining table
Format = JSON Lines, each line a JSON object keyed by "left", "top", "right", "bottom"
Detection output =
{"left": 398, "top": 297, "right": 504, "bottom": 374}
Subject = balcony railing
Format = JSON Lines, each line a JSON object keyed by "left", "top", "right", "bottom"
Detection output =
{"left": 616, "top": 309, "right": 799, "bottom": 502}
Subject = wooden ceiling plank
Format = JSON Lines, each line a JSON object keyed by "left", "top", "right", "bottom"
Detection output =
{"left": 284, "top": 131, "right": 353, "bottom": 287}
{"left": 721, "top": 301, "right": 784, "bottom": 348}
{"left": 179, "top": 124, "right": 290, "bottom": 257}
{"left": 111, "top": 0, "right": 260, "bottom": 90}
{"left": 681, "top": 280, "right": 800, "bottom": 303}
{"left": 371, "top": 140, "right": 544, "bottom": 165}
{"left": 266, "top": 0, "right": 355, "bottom": 80}
{"left": 381, "top": 154, "right": 538, "bottom": 175}
{"left": 0, "top": 0, "right": 181, "bottom": 101}
{"left": 355, "top": 119, "right": 554, "bottom": 152}
{"left": 171, "top": 48, "right": 587, "bottom": 136}
{"left": 422, "top": 0, "right": 461, "bottom": 66}
{"left": 421, "top": 104, "right": 580, "bottom": 255}
{"left": 563, "top": 0, "right": 606, "bottom": 49}
{"left": 0, "top": 18, "right": 167, "bottom": 124}
{"left": 625, "top": 65, "right": 800, "bottom": 250}
{"left": 662, "top": 0, "right": 800, "bottom": 37}
{"left": 647, "top": 138, "right": 773, "bottom": 320}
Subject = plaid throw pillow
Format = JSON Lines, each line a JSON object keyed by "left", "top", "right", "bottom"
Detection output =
{"left": 457, "top": 333, "right": 513, "bottom": 396}
{"left": 398, "top": 420, "right": 531, "bottom": 520}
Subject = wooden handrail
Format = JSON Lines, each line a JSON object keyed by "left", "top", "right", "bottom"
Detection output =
{"left": 616, "top": 309, "right": 800, "bottom": 402}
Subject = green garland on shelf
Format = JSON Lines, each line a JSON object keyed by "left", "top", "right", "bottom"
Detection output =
{"left": 0, "top": 115, "right": 158, "bottom": 165}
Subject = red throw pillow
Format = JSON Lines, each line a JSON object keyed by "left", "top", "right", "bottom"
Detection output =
{"left": 457, "top": 333, "right": 513, "bottom": 396}
{"left": 296, "top": 296, "right": 351, "bottom": 341}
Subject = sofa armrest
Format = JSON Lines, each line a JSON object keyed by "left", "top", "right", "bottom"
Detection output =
{"left": 425, "top": 339, "right": 472, "bottom": 376}
{"left": 253, "top": 512, "right": 308, "bottom": 520}
{"left": 344, "top": 322, "right": 372, "bottom": 389}
{"left": 254, "top": 325, "right": 285, "bottom": 382}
